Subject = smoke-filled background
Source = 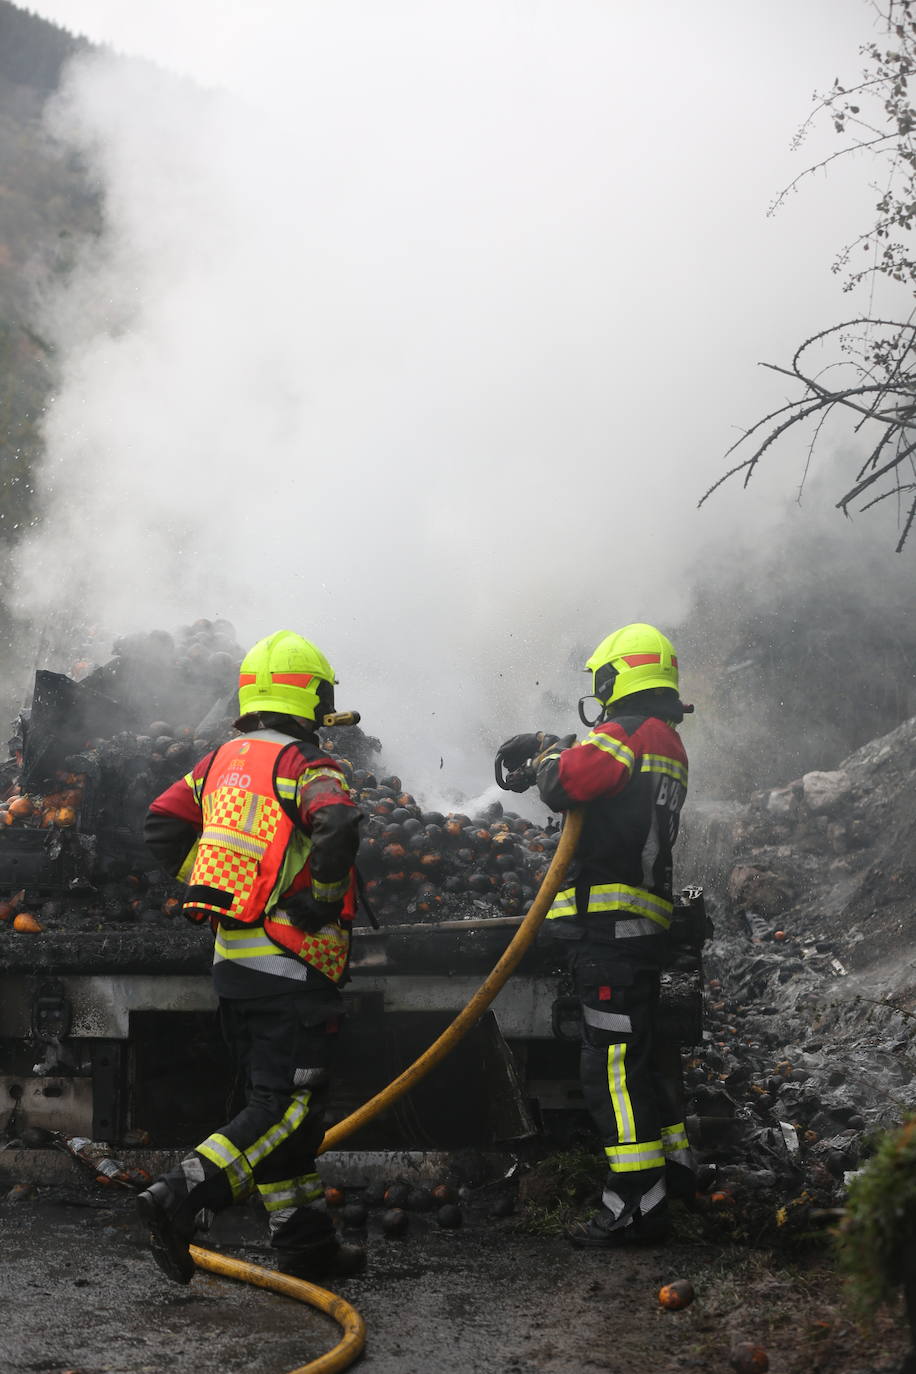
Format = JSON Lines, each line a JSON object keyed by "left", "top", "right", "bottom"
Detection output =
{"left": 7, "top": 0, "right": 916, "bottom": 806}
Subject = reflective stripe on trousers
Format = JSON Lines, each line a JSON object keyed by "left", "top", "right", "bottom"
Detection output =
{"left": 661, "top": 1120, "right": 694, "bottom": 1170}
{"left": 605, "top": 1043, "right": 665, "bottom": 1172}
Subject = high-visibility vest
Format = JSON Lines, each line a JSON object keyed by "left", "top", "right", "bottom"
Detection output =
{"left": 182, "top": 731, "right": 354, "bottom": 983}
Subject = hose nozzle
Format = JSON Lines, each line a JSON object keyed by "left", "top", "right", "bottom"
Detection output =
{"left": 322, "top": 710, "right": 361, "bottom": 728}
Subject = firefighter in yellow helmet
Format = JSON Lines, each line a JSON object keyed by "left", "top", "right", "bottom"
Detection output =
{"left": 496, "top": 623, "right": 696, "bottom": 1246}
{"left": 137, "top": 631, "right": 365, "bottom": 1285}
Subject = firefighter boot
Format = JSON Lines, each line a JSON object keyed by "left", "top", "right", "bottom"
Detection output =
{"left": 276, "top": 1236, "right": 367, "bottom": 1282}
{"left": 271, "top": 1205, "right": 366, "bottom": 1282}
{"left": 567, "top": 1201, "right": 671, "bottom": 1249}
{"left": 136, "top": 1180, "right": 198, "bottom": 1284}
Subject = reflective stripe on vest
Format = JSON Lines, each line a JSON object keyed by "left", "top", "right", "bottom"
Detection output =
{"left": 184, "top": 735, "right": 298, "bottom": 923}
{"left": 546, "top": 882, "right": 672, "bottom": 932}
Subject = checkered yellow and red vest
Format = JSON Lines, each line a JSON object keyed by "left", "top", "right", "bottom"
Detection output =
{"left": 182, "top": 733, "right": 353, "bottom": 983}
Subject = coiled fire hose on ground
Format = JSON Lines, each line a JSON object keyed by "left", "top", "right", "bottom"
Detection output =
{"left": 189, "top": 808, "right": 584, "bottom": 1374}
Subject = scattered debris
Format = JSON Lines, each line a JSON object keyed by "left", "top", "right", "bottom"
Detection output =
{"left": 5, "top": 1181, "right": 36, "bottom": 1202}
{"left": 11, "top": 911, "right": 42, "bottom": 932}
{"left": 53, "top": 1134, "right": 150, "bottom": 1191}
{"left": 436, "top": 1203, "right": 463, "bottom": 1229}
{"left": 658, "top": 1278, "right": 695, "bottom": 1310}
{"left": 678, "top": 713, "right": 916, "bottom": 1247}
{"left": 342, "top": 1202, "right": 368, "bottom": 1229}
{"left": 380, "top": 1207, "right": 409, "bottom": 1237}
{"left": 729, "top": 1342, "right": 769, "bottom": 1373}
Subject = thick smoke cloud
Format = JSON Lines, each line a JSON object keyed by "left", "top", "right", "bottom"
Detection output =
{"left": 12, "top": 1, "right": 902, "bottom": 803}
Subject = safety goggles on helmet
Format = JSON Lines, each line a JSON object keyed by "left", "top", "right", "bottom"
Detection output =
{"left": 577, "top": 693, "right": 606, "bottom": 728}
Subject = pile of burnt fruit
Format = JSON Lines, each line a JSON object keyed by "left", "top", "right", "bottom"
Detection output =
{"left": 0, "top": 768, "right": 87, "bottom": 831}
{"left": 76, "top": 618, "right": 243, "bottom": 735}
{"left": 348, "top": 771, "right": 561, "bottom": 923}
{"left": 88, "top": 720, "right": 229, "bottom": 841}
{"left": 319, "top": 722, "right": 382, "bottom": 775}
{"left": 89, "top": 714, "right": 380, "bottom": 844}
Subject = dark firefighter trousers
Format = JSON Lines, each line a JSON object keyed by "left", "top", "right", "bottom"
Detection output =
{"left": 153, "top": 989, "right": 337, "bottom": 1257}
{"left": 572, "top": 943, "right": 694, "bottom": 1229}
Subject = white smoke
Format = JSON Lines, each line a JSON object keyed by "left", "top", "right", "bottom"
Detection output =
{"left": 13, "top": 0, "right": 908, "bottom": 800}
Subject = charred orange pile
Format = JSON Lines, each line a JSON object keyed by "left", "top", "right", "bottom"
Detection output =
{"left": 0, "top": 620, "right": 558, "bottom": 932}
{"left": 0, "top": 773, "right": 86, "bottom": 831}
{"left": 348, "top": 771, "right": 560, "bottom": 925}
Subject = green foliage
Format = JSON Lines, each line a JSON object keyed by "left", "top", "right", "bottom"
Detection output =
{"left": 836, "top": 1113, "right": 916, "bottom": 1316}
{"left": 516, "top": 1149, "right": 603, "bottom": 1235}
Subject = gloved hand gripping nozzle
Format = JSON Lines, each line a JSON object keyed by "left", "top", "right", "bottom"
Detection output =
{"left": 494, "top": 732, "right": 576, "bottom": 792}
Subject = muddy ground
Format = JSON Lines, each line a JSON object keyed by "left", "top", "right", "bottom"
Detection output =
{"left": 0, "top": 1174, "right": 910, "bottom": 1374}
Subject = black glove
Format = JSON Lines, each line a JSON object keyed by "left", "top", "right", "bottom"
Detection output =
{"left": 531, "top": 734, "right": 576, "bottom": 769}
{"left": 281, "top": 890, "right": 341, "bottom": 933}
{"left": 501, "top": 764, "right": 536, "bottom": 793}
{"left": 496, "top": 733, "right": 544, "bottom": 770}
{"left": 496, "top": 732, "right": 542, "bottom": 792}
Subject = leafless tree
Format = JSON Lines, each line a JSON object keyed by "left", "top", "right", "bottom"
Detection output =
{"left": 701, "top": 0, "right": 916, "bottom": 550}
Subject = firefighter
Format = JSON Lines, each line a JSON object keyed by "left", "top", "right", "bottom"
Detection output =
{"left": 136, "top": 630, "right": 365, "bottom": 1284}
{"left": 496, "top": 623, "right": 695, "bottom": 1246}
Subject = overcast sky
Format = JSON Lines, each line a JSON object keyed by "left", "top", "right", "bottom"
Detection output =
{"left": 15, "top": 1, "right": 908, "bottom": 802}
{"left": 25, "top": 1, "right": 886, "bottom": 108}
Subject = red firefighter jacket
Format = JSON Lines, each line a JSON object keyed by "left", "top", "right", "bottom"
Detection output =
{"left": 536, "top": 702, "right": 688, "bottom": 945}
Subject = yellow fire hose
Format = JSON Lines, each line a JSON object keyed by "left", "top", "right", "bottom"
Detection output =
{"left": 189, "top": 808, "right": 584, "bottom": 1373}
{"left": 189, "top": 1245, "right": 366, "bottom": 1374}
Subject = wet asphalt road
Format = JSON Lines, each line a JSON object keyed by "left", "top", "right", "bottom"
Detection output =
{"left": 0, "top": 1182, "right": 724, "bottom": 1374}
{"left": 0, "top": 1182, "right": 910, "bottom": 1374}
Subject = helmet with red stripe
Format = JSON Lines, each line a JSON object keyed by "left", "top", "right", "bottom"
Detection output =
{"left": 237, "top": 630, "right": 336, "bottom": 723}
{"left": 585, "top": 623, "right": 679, "bottom": 709}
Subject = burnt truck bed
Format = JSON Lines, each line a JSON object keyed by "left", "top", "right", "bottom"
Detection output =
{"left": 0, "top": 916, "right": 703, "bottom": 1039}
{"left": 0, "top": 915, "right": 703, "bottom": 1151}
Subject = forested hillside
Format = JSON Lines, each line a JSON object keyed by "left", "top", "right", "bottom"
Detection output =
{"left": 0, "top": 2, "right": 98, "bottom": 553}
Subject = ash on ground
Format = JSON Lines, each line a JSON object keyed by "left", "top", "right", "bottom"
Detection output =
{"left": 678, "top": 715, "right": 916, "bottom": 1247}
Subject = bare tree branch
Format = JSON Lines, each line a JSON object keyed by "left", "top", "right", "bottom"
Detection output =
{"left": 706, "top": 2, "right": 916, "bottom": 547}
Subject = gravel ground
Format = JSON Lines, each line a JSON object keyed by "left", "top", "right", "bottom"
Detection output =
{"left": 0, "top": 1179, "right": 911, "bottom": 1374}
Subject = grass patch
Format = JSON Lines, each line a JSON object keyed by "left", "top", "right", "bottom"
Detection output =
{"left": 515, "top": 1149, "right": 604, "bottom": 1235}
